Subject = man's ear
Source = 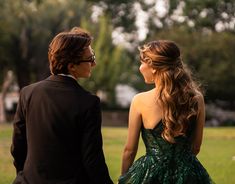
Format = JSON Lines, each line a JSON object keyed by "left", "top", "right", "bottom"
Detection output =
{"left": 67, "top": 63, "right": 76, "bottom": 71}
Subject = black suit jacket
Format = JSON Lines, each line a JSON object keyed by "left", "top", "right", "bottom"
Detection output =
{"left": 11, "top": 75, "right": 113, "bottom": 184}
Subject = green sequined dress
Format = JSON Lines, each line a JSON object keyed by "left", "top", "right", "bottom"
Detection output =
{"left": 118, "top": 120, "right": 214, "bottom": 184}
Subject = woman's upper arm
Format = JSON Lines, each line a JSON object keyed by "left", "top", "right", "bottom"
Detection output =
{"left": 124, "top": 95, "right": 142, "bottom": 152}
{"left": 191, "top": 93, "right": 205, "bottom": 155}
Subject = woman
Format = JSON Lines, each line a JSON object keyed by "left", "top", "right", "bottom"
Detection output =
{"left": 118, "top": 40, "right": 213, "bottom": 184}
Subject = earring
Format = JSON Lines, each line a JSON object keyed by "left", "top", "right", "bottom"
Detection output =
{"left": 151, "top": 70, "right": 156, "bottom": 82}
{"left": 150, "top": 74, "right": 155, "bottom": 82}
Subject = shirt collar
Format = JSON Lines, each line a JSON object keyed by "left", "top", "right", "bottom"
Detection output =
{"left": 57, "top": 74, "right": 77, "bottom": 81}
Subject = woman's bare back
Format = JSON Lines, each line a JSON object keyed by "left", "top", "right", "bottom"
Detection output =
{"left": 133, "top": 88, "right": 163, "bottom": 129}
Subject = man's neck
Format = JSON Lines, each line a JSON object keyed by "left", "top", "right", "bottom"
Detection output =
{"left": 57, "top": 74, "right": 77, "bottom": 81}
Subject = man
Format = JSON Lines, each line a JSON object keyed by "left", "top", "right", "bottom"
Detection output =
{"left": 11, "top": 27, "right": 113, "bottom": 184}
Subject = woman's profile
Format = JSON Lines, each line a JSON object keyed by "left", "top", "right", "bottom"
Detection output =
{"left": 118, "top": 40, "right": 214, "bottom": 184}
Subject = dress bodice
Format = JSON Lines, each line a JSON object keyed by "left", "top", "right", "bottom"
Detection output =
{"left": 119, "top": 120, "right": 214, "bottom": 184}
{"left": 141, "top": 120, "right": 194, "bottom": 165}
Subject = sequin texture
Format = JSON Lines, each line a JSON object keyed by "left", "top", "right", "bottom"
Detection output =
{"left": 118, "top": 121, "right": 214, "bottom": 184}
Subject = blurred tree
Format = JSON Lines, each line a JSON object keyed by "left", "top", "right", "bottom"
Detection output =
{"left": 94, "top": 0, "right": 235, "bottom": 106}
{"left": 79, "top": 16, "right": 132, "bottom": 107}
{"left": 92, "top": 0, "right": 235, "bottom": 42}
{"left": 0, "top": 0, "right": 133, "bottom": 108}
{"left": 0, "top": 0, "right": 90, "bottom": 88}
{"left": 150, "top": 27, "right": 235, "bottom": 105}
{"left": 1, "top": 0, "right": 235, "bottom": 109}
{"left": 183, "top": 0, "right": 235, "bottom": 32}
{"left": 92, "top": 0, "right": 136, "bottom": 32}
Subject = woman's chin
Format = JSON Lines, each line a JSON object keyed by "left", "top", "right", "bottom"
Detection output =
{"left": 144, "top": 79, "right": 154, "bottom": 84}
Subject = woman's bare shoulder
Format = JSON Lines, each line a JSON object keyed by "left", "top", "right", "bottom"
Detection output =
{"left": 132, "top": 89, "right": 155, "bottom": 102}
{"left": 195, "top": 90, "right": 204, "bottom": 104}
{"left": 192, "top": 90, "right": 205, "bottom": 113}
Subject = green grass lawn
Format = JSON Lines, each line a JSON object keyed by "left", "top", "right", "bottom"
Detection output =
{"left": 1, "top": 123, "right": 235, "bottom": 184}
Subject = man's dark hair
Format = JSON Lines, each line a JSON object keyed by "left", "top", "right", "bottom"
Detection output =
{"left": 48, "top": 27, "right": 92, "bottom": 74}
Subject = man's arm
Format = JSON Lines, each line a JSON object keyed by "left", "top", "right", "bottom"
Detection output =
{"left": 81, "top": 96, "right": 113, "bottom": 184}
{"left": 11, "top": 91, "right": 27, "bottom": 173}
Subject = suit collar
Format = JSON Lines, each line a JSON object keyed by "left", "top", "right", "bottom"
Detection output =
{"left": 46, "top": 75, "right": 84, "bottom": 90}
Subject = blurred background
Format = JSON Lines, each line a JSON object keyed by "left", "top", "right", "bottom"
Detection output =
{"left": 0, "top": 1, "right": 235, "bottom": 183}
{"left": 0, "top": 0, "right": 235, "bottom": 126}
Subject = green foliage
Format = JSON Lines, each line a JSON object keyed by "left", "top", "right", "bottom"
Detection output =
{"left": 0, "top": 0, "right": 133, "bottom": 108}
{"left": 0, "top": 0, "right": 91, "bottom": 87}
{"left": 79, "top": 16, "right": 132, "bottom": 107}
{"left": 183, "top": 0, "right": 235, "bottom": 31}
{"left": 146, "top": 27, "right": 235, "bottom": 103}
{"left": 96, "top": 0, "right": 136, "bottom": 33}
{"left": 1, "top": 0, "right": 235, "bottom": 106}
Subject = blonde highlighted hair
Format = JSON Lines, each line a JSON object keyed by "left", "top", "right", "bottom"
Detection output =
{"left": 139, "top": 40, "right": 202, "bottom": 143}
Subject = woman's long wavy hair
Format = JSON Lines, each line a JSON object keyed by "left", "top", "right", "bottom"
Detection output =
{"left": 139, "top": 40, "right": 202, "bottom": 143}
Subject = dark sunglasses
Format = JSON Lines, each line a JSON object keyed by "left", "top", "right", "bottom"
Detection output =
{"left": 79, "top": 50, "right": 96, "bottom": 63}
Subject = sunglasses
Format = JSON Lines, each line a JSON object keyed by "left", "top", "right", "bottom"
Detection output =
{"left": 78, "top": 50, "right": 96, "bottom": 63}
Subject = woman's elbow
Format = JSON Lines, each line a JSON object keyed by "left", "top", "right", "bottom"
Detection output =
{"left": 123, "top": 147, "right": 137, "bottom": 159}
{"left": 192, "top": 146, "right": 200, "bottom": 155}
